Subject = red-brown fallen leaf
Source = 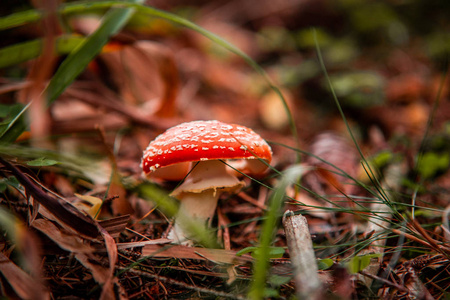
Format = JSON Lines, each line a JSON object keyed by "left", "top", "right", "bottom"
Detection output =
{"left": 98, "top": 215, "right": 130, "bottom": 239}
{"left": 98, "top": 225, "right": 122, "bottom": 300}
{"left": 0, "top": 158, "right": 101, "bottom": 239}
{"left": 32, "top": 218, "right": 126, "bottom": 299}
{"left": 0, "top": 252, "right": 49, "bottom": 300}
{"left": 32, "top": 218, "right": 97, "bottom": 253}
{"left": 386, "top": 74, "right": 425, "bottom": 103}
{"left": 16, "top": 0, "right": 61, "bottom": 147}
{"left": 303, "top": 132, "right": 361, "bottom": 206}
{"left": 141, "top": 244, "right": 253, "bottom": 265}
{"left": 365, "top": 102, "right": 429, "bottom": 137}
{"left": 98, "top": 40, "right": 180, "bottom": 118}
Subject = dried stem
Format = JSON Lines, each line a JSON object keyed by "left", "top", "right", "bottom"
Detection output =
{"left": 283, "top": 210, "right": 323, "bottom": 300}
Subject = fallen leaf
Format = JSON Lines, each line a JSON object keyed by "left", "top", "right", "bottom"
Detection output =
{"left": 0, "top": 252, "right": 49, "bottom": 300}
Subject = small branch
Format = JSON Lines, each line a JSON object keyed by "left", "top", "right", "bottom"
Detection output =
{"left": 122, "top": 268, "right": 246, "bottom": 300}
{"left": 283, "top": 210, "right": 323, "bottom": 300}
{"left": 359, "top": 270, "right": 409, "bottom": 294}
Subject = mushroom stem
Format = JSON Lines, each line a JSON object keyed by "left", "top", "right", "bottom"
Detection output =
{"left": 168, "top": 189, "right": 220, "bottom": 245}
{"left": 168, "top": 160, "right": 244, "bottom": 245}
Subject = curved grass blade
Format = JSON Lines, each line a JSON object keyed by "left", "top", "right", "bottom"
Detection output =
{"left": 313, "top": 29, "right": 395, "bottom": 207}
{"left": 0, "top": 5, "right": 137, "bottom": 143}
{"left": 0, "top": 9, "right": 41, "bottom": 30}
{"left": 45, "top": 6, "right": 136, "bottom": 105}
{"left": 0, "top": 35, "right": 85, "bottom": 69}
{"left": 0, "top": 144, "right": 111, "bottom": 184}
{"left": 130, "top": 4, "right": 299, "bottom": 152}
{"left": 3, "top": 1, "right": 299, "bottom": 155}
{"left": 411, "top": 66, "right": 448, "bottom": 217}
{"left": 1, "top": 1, "right": 296, "bottom": 151}
{"left": 0, "top": 103, "right": 30, "bottom": 145}
{"left": 248, "top": 165, "right": 310, "bottom": 299}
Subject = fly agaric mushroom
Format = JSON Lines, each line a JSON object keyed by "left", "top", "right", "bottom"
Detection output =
{"left": 141, "top": 120, "right": 272, "bottom": 245}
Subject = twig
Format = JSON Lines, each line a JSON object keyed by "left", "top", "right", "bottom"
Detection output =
{"left": 283, "top": 210, "right": 323, "bottom": 300}
{"left": 64, "top": 86, "right": 174, "bottom": 130}
{"left": 121, "top": 267, "right": 246, "bottom": 300}
{"left": 359, "top": 270, "right": 409, "bottom": 294}
{"left": 217, "top": 206, "right": 231, "bottom": 250}
{"left": 238, "top": 192, "right": 267, "bottom": 210}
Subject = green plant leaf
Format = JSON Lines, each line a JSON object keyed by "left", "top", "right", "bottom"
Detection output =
{"left": 0, "top": 176, "right": 21, "bottom": 192}
{"left": 236, "top": 246, "right": 285, "bottom": 259}
{"left": 26, "top": 157, "right": 59, "bottom": 167}
{"left": 317, "top": 258, "right": 334, "bottom": 270}
{"left": 417, "top": 152, "right": 450, "bottom": 179}
{"left": 327, "top": 71, "right": 385, "bottom": 108}
{"left": 0, "top": 9, "right": 41, "bottom": 30}
{"left": 255, "top": 247, "right": 285, "bottom": 259}
{"left": 0, "top": 144, "right": 111, "bottom": 184}
{"left": 0, "top": 207, "right": 25, "bottom": 247}
{"left": 372, "top": 150, "right": 394, "bottom": 169}
{"left": 236, "top": 246, "right": 258, "bottom": 256}
{"left": 263, "top": 288, "right": 279, "bottom": 298}
{"left": 269, "top": 274, "right": 292, "bottom": 286}
{"left": 0, "top": 103, "right": 29, "bottom": 145}
{"left": 346, "top": 253, "right": 382, "bottom": 274}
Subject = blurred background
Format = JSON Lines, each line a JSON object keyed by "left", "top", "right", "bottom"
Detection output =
{"left": 2, "top": 0, "right": 450, "bottom": 160}
{"left": 1, "top": 0, "right": 450, "bottom": 298}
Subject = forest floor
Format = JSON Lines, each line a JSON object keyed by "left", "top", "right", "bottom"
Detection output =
{"left": 1, "top": 0, "right": 450, "bottom": 299}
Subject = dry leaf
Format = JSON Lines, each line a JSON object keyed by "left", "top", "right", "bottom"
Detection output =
{"left": 0, "top": 158, "right": 101, "bottom": 238}
{"left": 32, "top": 218, "right": 96, "bottom": 253}
{"left": 142, "top": 244, "right": 253, "bottom": 265}
{"left": 0, "top": 252, "right": 49, "bottom": 300}
{"left": 99, "top": 41, "right": 179, "bottom": 118}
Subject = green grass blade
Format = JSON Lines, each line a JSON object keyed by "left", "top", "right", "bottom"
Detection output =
{"left": 132, "top": 4, "right": 300, "bottom": 159}
{"left": 2, "top": 1, "right": 294, "bottom": 153}
{"left": 313, "top": 29, "right": 393, "bottom": 207}
{"left": 0, "top": 144, "right": 111, "bottom": 184}
{"left": 0, "top": 9, "right": 41, "bottom": 30}
{"left": 0, "top": 40, "right": 42, "bottom": 69}
{"left": 248, "top": 165, "right": 309, "bottom": 299}
{"left": 60, "top": 1, "right": 299, "bottom": 155}
{"left": 0, "top": 5, "right": 136, "bottom": 143}
{"left": 313, "top": 29, "right": 365, "bottom": 162}
{"left": 0, "top": 103, "right": 30, "bottom": 145}
{"left": 0, "top": 35, "right": 85, "bottom": 69}
{"left": 45, "top": 7, "right": 135, "bottom": 105}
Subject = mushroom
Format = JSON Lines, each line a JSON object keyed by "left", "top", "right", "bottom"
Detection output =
{"left": 141, "top": 120, "right": 272, "bottom": 245}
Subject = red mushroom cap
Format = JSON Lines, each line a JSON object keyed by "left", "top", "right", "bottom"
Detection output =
{"left": 141, "top": 120, "right": 272, "bottom": 179}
